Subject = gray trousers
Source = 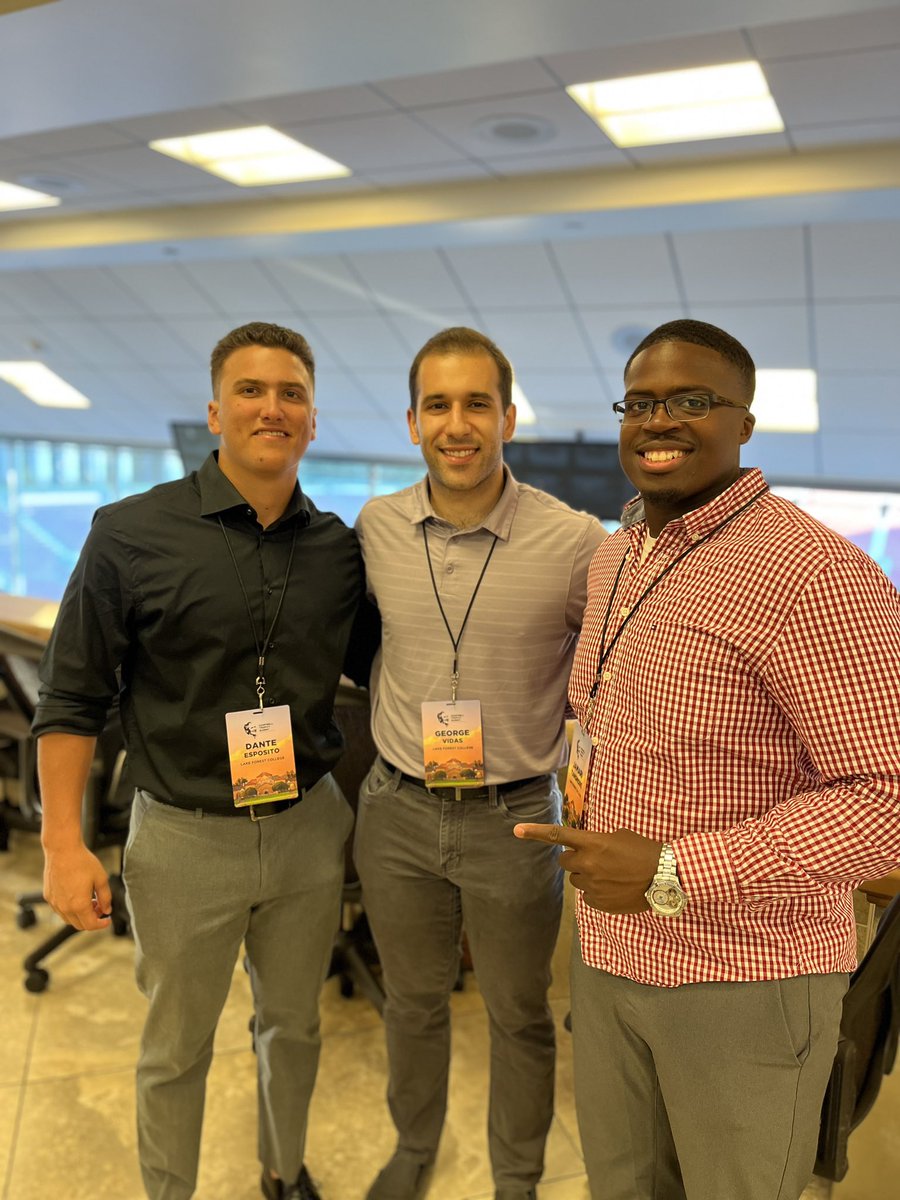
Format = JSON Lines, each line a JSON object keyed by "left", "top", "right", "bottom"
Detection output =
{"left": 570, "top": 940, "right": 847, "bottom": 1200}
{"left": 354, "top": 757, "right": 563, "bottom": 1190}
{"left": 123, "top": 775, "right": 352, "bottom": 1200}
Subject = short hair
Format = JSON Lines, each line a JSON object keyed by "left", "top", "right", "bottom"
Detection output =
{"left": 408, "top": 327, "right": 514, "bottom": 411}
{"left": 210, "top": 322, "right": 316, "bottom": 393}
{"left": 624, "top": 319, "right": 755, "bottom": 399}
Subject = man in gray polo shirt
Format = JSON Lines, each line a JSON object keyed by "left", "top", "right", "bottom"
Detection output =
{"left": 354, "top": 327, "right": 606, "bottom": 1200}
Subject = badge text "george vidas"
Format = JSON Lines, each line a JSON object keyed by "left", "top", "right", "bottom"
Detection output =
{"left": 435, "top": 729, "right": 470, "bottom": 737}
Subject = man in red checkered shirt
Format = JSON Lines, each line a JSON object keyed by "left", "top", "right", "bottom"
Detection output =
{"left": 516, "top": 319, "right": 900, "bottom": 1200}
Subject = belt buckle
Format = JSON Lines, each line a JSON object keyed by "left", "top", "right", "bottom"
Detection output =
{"left": 249, "top": 802, "right": 277, "bottom": 821}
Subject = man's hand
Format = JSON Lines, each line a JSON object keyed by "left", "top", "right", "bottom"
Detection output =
{"left": 43, "top": 844, "right": 113, "bottom": 931}
{"left": 514, "top": 824, "right": 661, "bottom": 914}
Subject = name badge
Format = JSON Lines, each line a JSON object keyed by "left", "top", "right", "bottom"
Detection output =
{"left": 562, "top": 722, "right": 593, "bottom": 827}
{"left": 225, "top": 705, "right": 298, "bottom": 807}
{"left": 420, "top": 699, "right": 485, "bottom": 787}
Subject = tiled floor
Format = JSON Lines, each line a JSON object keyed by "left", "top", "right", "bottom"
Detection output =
{"left": 1, "top": 830, "right": 898, "bottom": 1200}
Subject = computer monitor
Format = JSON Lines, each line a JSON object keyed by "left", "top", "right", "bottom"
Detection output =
{"left": 170, "top": 422, "right": 217, "bottom": 473}
{"left": 503, "top": 440, "right": 634, "bottom": 522}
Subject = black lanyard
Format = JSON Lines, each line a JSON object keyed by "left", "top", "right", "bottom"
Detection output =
{"left": 586, "top": 486, "right": 769, "bottom": 715}
{"left": 218, "top": 516, "right": 298, "bottom": 707}
{"left": 423, "top": 523, "right": 499, "bottom": 702}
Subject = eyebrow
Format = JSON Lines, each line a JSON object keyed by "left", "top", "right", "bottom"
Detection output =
{"left": 232, "top": 377, "right": 309, "bottom": 391}
{"left": 624, "top": 382, "right": 711, "bottom": 397}
{"left": 420, "top": 390, "right": 495, "bottom": 402}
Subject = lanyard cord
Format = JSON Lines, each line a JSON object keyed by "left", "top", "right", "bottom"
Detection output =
{"left": 423, "top": 523, "right": 499, "bottom": 702}
{"left": 218, "top": 516, "right": 298, "bottom": 706}
{"left": 588, "top": 485, "right": 770, "bottom": 700}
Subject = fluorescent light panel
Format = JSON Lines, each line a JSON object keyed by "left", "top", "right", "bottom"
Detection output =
{"left": 149, "top": 125, "right": 351, "bottom": 186}
{"left": 567, "top": 61, "right": 784, "bottom": 147}
{"left": 753, "top": 370, "right": 818, "bottom": 433}
{"left": 0, "top": 362, "right": 91, "bottom": 409}
{"left": 512, "top": 381, "right": 536, "bottom": 425}
{"left": 0, "top": 180, "right": 61, "bottom": 211}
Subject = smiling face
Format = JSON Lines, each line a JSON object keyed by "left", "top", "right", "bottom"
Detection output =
{"left": 408, "top": 351, "right": 516, "bottom": 523}
{"left": 620, "top": 340, "right": 755, "bottom": 534}
{"left": 208, "top": 343, "right": 316, "bottom": 491}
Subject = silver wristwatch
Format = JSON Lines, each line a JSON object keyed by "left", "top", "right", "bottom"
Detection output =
{"left": 644, "top": 843, "right": 687, "bottom": 917}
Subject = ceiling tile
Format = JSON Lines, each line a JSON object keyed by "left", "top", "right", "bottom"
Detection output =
{"left": 97, "top": 319, "right": 201, "bottom": 369}
{"left": 815, "top": 301, "right": 900, "bottom": 372}
{"left": 820, "top": 430, "right": 900, "bottom": 482}
{"left": 58, "top": 145, "right": 232, "bottom": 191}
{"left": 818, "top": 375, "right": 900, "bottom": 432}
{"left": 627, "top": 131, "right": 790, "bottom": 164}
{"left": 2, "top": 272, "right": 85, "bottom": 317}
{"left": 231, "top": 84, "right": 395, "bottom": 125}
{"left": 750, "top": 7, "right": 900, "bottom": 60}
{"left": 811, "top": 220, "right": 900, "bottom": 300}
{"left": 479, "top": 310, "right": 595, "bottom": 371}
{"left": 179, "top": 260, "right": 292, "bottom": 311}
{"left": 260, "top": 256, "right": 373, "bottom": 315}
{"left": 41, "top": 267, "right": 154, "bottom": 317}
{"left": 543, "top": 30, "right": 752, "bottom": 86}
{"left": 550, "top": 234, "right": 681, "bottom": 306}
{"left": 673, "top": 227, "right": 807, "bottom": 303}
{"left": 282, "top": 112, "right": 470, "bottom": 169}
{"left": 790, "top": 118, "right": 900, "bottom": 148}
{"left": 689, "top": 302, "right": 811, "bottom": 366}
{"left": 346, "top": 249, "right": 470, "bottom": 313}
{"left": 380, "top": 311, "right": 477, "bottom": 356}
{"left": 306, "top": 314, "right": 412, "bottom": 369}
{"left": 106, "top": 106, "right": 247, "bottom": 141}
{"left": 581, "top": 306, "right": 686, "bottom": 371}
{"left": 37, "top": 319, "right": 142, "bottom": 368}
{"left": 486, "top": 144, "right": 628, "bottom": 175}
{"left": 0, "top": 123, "right": 138, "bottom": 161}
{"left": 376, "top": 59, "right": 559, "bottom": 108}
{"left": 357, "top": 160, "right": 492, "bottom": 186}
{"left": 442, "top": 243, "right": 570, "bottom": 309}
{"left": 107, "top": 263, "right": 221, "bottom": 316}
{"left": 766, "top": 47, "right": 900, "bottom": 127}
{"left": 413, "top": 90, "right": 611, "bottom": 157}
{"left": 743, "top": 432, "right": 819, "bottom": 478}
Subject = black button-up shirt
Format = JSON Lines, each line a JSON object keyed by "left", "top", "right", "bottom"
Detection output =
{"left": 34, "top": 453, "right": 371, "bottom": 812}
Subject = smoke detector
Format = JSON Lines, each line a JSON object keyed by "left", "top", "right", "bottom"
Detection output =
{"left": 473, "top": 115, "right": 557, "bottom": 147}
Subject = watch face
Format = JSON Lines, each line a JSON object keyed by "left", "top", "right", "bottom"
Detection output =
{"left": 646, "top": 882, "right": 686, "bottom": 916}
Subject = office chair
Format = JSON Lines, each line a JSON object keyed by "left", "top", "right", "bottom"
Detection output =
{"left": 17, "top": 719, "right": 134, "bottom": 993}
{"left": 815, "top": 891, "right": 900, "bottom": 1181}
{"left": 0, "top": 649, "right": 43, "bottom": 851}
{"left": 328, "top": 682, "right": 384, "bottom": 1014}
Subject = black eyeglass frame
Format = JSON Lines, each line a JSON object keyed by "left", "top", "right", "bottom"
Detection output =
{"left": 613, "top": 391, "right": 752, "bottom": 425}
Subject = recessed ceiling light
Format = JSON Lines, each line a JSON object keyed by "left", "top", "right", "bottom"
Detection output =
{"left": 0, "top": 180, "right": 61, "bottom": 212}
{"left": 567, "top": 61, "right": 784, "bottom": 148}
{"left": 753, "top": 370, "right": 818, "bottom": 433}
{"left": 148, "top": 125, "right": 351, "bottom": 186}
{"left": 0, "top": 362, "right": 91, "bottom": 409}
{"left": 473, "top": 115, "right": 556, "bottom": 147}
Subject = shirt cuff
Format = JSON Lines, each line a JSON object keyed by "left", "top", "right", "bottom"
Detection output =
{"left": 673, "top": 828, "right": 740, "bottom": 904}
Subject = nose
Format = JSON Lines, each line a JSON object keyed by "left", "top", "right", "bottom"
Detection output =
{"left": 445, "top": 401, "right": 471, "bottom": 437}
{"left": 259, "top": 388, "right": 284, "bottom": 419}
{"left": 644, "top": 399, "right": 682, "bottom": 429}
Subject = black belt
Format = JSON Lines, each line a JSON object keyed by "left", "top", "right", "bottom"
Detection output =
{"left": 148, "top": 791, "right": 305, "bottom": 820}
{"left": 381, "top": 759, "right": 547, "bottom": 802}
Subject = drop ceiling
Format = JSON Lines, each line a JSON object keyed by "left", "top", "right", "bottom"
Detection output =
{"left": 0, "top": 0, "right": 898, "bottom": 484}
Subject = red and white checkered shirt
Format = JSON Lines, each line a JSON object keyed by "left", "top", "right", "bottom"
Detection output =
{"left": 571, "top": 468, "right": 900, "bottom": 987}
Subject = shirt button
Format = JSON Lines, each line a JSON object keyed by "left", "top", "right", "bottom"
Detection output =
{"left": 267, "top": 587, "right": 274, "bottom": 596}
{"left": 446, "top": 563, "right": 454, "bottom": 573}
{"left": 268, "top": 641, "right": 276, "bottom": 650}
{"left": 246, "top": 508, "right": 253, "bottom": 516}
{"left": 619, "top": 605, "right": 629, "bottom": 617}
{"left": 603, "top": 671, "right": 613, "bottom": 681}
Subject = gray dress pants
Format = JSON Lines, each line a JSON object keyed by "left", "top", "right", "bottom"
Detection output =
{"left": 124, "top": 775, "right": 352, "bottom": 1200}
{"left": 354, "top": 757, "right": 563, "bottom": 1191}
{"left": 570, "top": 942, "right": 847, "bottom": 1200}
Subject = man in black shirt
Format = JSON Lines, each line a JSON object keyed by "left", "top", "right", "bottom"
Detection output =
{"left": 34, "top": 322, "right": 373, "bottom": 1200}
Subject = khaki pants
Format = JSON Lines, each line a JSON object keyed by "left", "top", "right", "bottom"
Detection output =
{"left": 124, "top": 776, "right": 352, "bottom": 1200}
{"left": 571, "top": 941, "right": 847, "bottom": 1200}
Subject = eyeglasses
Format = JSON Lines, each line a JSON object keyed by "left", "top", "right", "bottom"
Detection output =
{"left": 613, "top": 391, "right": 751, "bottom": 425}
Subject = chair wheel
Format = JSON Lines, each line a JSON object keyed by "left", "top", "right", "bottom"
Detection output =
{"left": 16, "top": 907, "right": 37, "bottom": 930}
{"left": 24, "top": 967, "right": 49, "bottom": 993}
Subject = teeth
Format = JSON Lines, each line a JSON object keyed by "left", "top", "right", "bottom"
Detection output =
{"left": 443, "top": 448, "right": 474, "bottom": 457}
{"left": 643, "top": 449, "right": 686, "bottom": 463}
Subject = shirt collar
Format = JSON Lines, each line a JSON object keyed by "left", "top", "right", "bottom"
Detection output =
{"left": 197, "top": 451, "right": 311, "bottom": 526}
{"left": 408, "top": 467, "right": 518, "bottom": 541}
{"left": 627, "top": 466, "right": 768, "bottom": 554}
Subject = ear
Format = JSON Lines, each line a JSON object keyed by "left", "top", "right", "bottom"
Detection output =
{"left": 407, "top": 407, "right": 421, "bottom": 446}
{"left": 207, "top": 398, "right": 220, "bottom": 435}
{"left": 502, "top": 402, "right": 517, "bottom": 443}
{"left": 739, "top": 410, "right": 755, "bottom": 445}
{"left": 310, "top": 406, "right": 317, "bottom": 443}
